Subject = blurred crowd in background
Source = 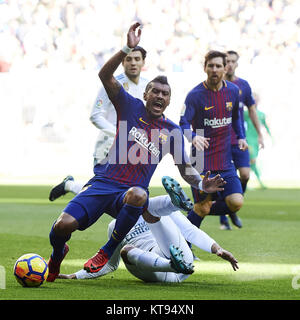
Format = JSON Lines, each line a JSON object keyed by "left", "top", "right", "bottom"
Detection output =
{"left": 1, "top": 0, "right": 299, "bottom": 73}
{"left": 0, "top": 0, "right": 299, "bottom": 185}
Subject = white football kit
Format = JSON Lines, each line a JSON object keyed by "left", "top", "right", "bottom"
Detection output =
{"left": 75, "top": 195, "right": 215, "bottom": 283}
{"left": 90, "top": 73, "right": 148, "bottom": 164}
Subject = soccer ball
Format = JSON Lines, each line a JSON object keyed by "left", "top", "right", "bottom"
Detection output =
{"left": 14, "top": 253, "right": 49, "bottom": 287}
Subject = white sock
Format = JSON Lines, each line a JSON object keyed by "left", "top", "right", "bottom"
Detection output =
{"left": 127, "top": 247, "right": 173, "bottom": 272}
{"left": 148, "top": 195, "right": 177, "bottom": 217}
{"left": 64, "top": 180, "right": 84, "bottom": 195}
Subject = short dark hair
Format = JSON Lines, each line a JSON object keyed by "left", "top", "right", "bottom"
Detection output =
{"left": 204, "top": 50, "right": 227, "bottom": 67}
{"left": 132, "top": 46, "right": 147, "bottom": 60}
{"left": 145, "top": 75, "right": 171, "bottom": 94}
{"left": 226, "top": 50, "right": 240, "bottom": 60}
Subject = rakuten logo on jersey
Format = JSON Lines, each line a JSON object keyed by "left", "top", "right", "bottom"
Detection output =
{"left": 204, "top": 117, "right": 231, "bottom": 128}
{"left": 129, "top": 126, "right": 160, "bottom": 157}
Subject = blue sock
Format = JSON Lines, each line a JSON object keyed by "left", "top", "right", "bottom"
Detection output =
{"left": 101, "top": 203, "right": 143, "bottom": 258}
{"left": 240, "top": 179, "right": 248, "bottom": 194}
{"left": 210, "top": 200, "right": 234, "bottom": 216}
{"left": 49, "top": 222, "right": 71, "bottom": 262}
{"left": 187, "top": 209, "right": 203, "bottom": 228}
{"left": 220, "top": 215, "right": 228, "bottom": 224}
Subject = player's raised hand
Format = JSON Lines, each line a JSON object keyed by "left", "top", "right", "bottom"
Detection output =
{"left": 127, "top": 22, "right": 142, "bottom": 49}
{"left": 202, "top": 171, "right": 226, "bottom": 193}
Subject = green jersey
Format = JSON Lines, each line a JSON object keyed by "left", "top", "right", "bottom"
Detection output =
{"left": 244, "top": 108, "right": 271, "bottom": 159}
{"left": 244, "top": 109, "right": 270, "bottom": 143}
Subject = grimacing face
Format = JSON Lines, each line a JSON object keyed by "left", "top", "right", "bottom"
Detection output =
{"left": 204, "top": 56, "right": 225, "bottom": 86}
{"left": 122, "top": 50, "right": 145, "bottom": 79}
{"left": 143, "top": 82, "right": 171, "bottom": 118}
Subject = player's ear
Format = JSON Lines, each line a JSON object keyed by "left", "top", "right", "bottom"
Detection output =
{"left": 143, "top": 91, "right": 147, "bottom": 101}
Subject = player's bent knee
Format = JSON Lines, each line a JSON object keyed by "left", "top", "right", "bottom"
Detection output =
{"left": 54, "top": 212, "right": 78, "bottom": 235}
{"left": 240, "top": 173, "right": 250, "bottom": 182}
{"left": 194, "top": 201, "right": 211, "bottom": 217}
{"left": 120, "top": 245, "right": 136, "bottom": 265}
{"left": 124, "top": 187, "right": 148, "bottom": 206}
{"left": 226, "top": 194, "right": 244, "bottom": 212}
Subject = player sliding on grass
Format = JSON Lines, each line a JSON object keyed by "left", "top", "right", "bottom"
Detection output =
{"left": 58, "top": 178, "right": 238, "bottom": 282}
{"left": 47, "top": 22, "right": 226, "bottom": 282}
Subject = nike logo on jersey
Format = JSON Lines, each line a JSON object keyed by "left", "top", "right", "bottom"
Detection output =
{"left": 204, "top": 106, "right": 214, "bottom": 111}
{"left": 139, "top": 117, "right": 149, "bottom": 125}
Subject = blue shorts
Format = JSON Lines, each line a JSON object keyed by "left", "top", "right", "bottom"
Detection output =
{"left": 63, "top": 177, "right": 149, "bottom": 231}
{"left": 231, "top": 144, "right": 250, "bottom": 168}
{"left": 191, "top": 165, "right": 243, "bottom": 203}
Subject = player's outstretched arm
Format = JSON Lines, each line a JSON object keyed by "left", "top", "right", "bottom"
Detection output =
{"left": 168, "top": 211, "right": 238, "bottom": 271}
{"left": 211, "top": 243, "right": 239, "bottom": 271}
{"left": 99, "top": 22, "right": 142, "bottom": 100}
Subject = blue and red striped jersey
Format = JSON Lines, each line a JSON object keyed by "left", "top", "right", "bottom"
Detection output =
{"left": 94, "top": 86, "right": 188, "bottom": 189}
{"left": 180, "top": 80, "right": 244, "bottom": 171}
{"left": 229, "top": 77, "right": 255, "bottom": 145}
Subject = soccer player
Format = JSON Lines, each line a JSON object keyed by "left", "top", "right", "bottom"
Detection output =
{"left": 219, "top": 51, "right": 264, "bottom": 229}
{"left": 49, "top": 46, "right": 148, "bottom": 200}
{"left": 244, "top": 93, "right": 272, "bottom": 189}
{"left": 179, "top": 50, "right": 248, "bottom": 230}
{"left": 47, "top": 23, "right": 226, "bottom": 282}
{"left": 58, "top": 188, "right": 238, "bottom": 283}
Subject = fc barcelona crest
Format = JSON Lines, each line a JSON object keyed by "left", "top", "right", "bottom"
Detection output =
{"left": 159, "top": 133, "right": 168, "bottom": 144}
{"left": 226, "top": 101, "right": 233, "bottom": 111}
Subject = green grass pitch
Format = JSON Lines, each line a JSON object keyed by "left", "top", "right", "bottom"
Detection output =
{"left": 0, "top": 185, "right": 299, "bottom": 300}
